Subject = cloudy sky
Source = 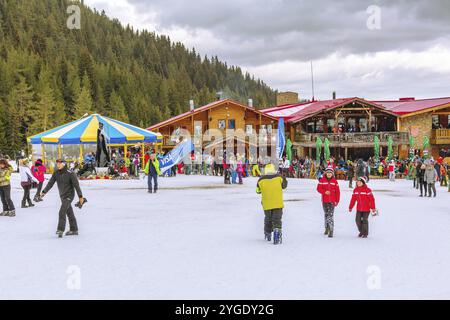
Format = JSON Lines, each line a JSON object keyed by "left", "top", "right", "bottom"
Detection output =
{"left": 84, "top": 0, "right": 450, "bottom": 101}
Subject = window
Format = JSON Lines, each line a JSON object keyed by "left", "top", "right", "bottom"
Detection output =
{"left": 246, "top": 124, "right": 253, "bottom": 134}
{"left": 267, "top": 125, "right": 272, "bottom": 134}
{"left": 432, "top": 115, "right": 439, "bottom": 129}
{"left": 228, "top": 119, "right": 235, "bottom": 129}
{"left": 218, "top": 120, "right": 226, "bottom": 129}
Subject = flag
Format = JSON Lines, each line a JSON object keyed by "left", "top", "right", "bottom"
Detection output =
{"left": 276, "top": 118, "right": 286, "bottom": 159}
{"left": 159, "top": 140, "right": 194, "bottom": 174}
{"left": 286, "top": 138, "right": 293, "bottom": 161}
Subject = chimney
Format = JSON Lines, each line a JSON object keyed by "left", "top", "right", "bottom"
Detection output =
{"left": 248, "top": 99, "right": 253, "bottom": 108}
{"left": 189, "top": 100, "right": 195, "bottom": 111}
{"left": 332, "top": 91, "right": 336, "bottom": 100}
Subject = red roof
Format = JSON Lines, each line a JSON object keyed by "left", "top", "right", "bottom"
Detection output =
{"left": 374, "top": 97, "right": 450, "bottom": 115}
{"left": 261, "top": 97, "right": 450, "bottom": 122}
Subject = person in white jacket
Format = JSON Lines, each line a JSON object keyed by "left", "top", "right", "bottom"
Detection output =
{"left": 19, "top": 159, "right": 39, "bottom": 208}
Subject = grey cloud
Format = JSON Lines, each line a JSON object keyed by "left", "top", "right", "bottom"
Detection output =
{"left": 126, "top": 0, "right": 450, "bottom": 65}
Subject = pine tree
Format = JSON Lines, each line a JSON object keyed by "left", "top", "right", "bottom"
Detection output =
{"left": 5, "top": 76, "right": 34, "bottom": 154}
{"left": 28, "top": 84, "right": 56, "bottom": 135}
{"left": 73, "top": 84, "right": 94, "bottom": 120}
{"left": 108, "top": 90, "right": 128, "bottom": 122}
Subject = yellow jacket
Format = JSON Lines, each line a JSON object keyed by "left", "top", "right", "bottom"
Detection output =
{"left": 0, "top": 166, "right": 13, "bottom": 187}
{"left": 256, "top": 174, "right": 288, "bottom": 211}
{"left": 144, "top": 158, "right": 161, "bottom": 176}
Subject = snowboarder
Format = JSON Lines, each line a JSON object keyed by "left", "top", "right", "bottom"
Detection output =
{"left": 40, "top": 159, "right": 85, "bottom": 238}
{"left": 349, "top": 176, "right": 376, "bottom": 238}
{"left": 316, "top": 166, "right": 340, "bottom": 238}
{"left": 19, "top": 159, "right": 39, "bottom": 208}
{"left": 0, "top": 159, "right": 16, "bottom": 217}
{"left": 144, "top": 152, "right": 161, "bottom": 193}
{"left": 256, "top": 163, "right": 288, "bottom": 245}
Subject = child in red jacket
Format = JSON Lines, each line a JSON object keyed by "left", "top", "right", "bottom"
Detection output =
{"left": 316, "top": 166, "right": 340, "bottom": 238}
{"left": 349, "top": 176, "right": 376, "bottom": 238}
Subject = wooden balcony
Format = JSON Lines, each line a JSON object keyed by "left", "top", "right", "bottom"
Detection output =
{"left": 295, "top": 131, "right": 410, "bottom": 147}
{"left": 431, "top": 129, "right": 450, "bottom": 145}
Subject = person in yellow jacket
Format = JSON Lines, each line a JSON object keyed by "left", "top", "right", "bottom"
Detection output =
{"left": 252, "top": 163, "right": 261, "bottom": 177}
{"left": 0, "top": 159, "right": 16, "bottom": 216}
{"left": 144, "top": 153, "right": 161, "bottom": 193}
{"left": 256, "top": 163, "right": 288, "bottom": 244}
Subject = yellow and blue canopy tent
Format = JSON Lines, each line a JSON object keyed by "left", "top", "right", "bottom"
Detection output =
{"left": 28, "top": 114, "right": 163, "bottom": 165}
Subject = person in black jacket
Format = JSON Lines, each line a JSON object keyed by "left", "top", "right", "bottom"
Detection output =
{"left": 40, "top": 159, "right": 85, "bottom": 237}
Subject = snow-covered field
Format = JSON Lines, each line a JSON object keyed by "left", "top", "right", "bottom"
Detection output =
{"left": 0, "top": 173, "right": 449, "bottom": 300}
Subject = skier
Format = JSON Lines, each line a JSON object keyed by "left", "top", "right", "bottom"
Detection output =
{"left": 19, "top": 159, "right": 39, "bottom": 208}
{"left": 349, "top": 177, "right": 376, "bottom": 238}
{"left": 40, "top": 159, "right": 85, "bottom": 238}
{"left": 144, "top": 152, "right": 161, "bottom": 193}
{"left": 0, "top": 159, "right": 16, "bottom": 217}
{"left": 256, "top": 163, "right": 287, "bottom": 245}
{"left": 316, "top": 166, "right": 340, "bottom": 238}
{"left": 31, "top": 159, "right": 46, "bottom": 202}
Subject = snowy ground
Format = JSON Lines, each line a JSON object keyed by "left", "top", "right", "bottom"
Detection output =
{"left": 0, "top": 173, "right": 449, "bottom": 300}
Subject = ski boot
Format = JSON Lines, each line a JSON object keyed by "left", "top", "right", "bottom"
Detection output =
{"left": 324, "top": 227, "right": 329, "bottom": 236}
{"left": 0, "top": 211, "right": 6, "bottom": 216}
{"left": 65, "top": 231, "right": 78, "bottom": 236}
{"left": 264, "top": 232, "right": 272, "bottom": 242}
{"left": 56, "top": 231, "right": 63, "bottom": 238}
{"left": 148, "top": 190, "right": 153, "bottom": 193}
{"left": 328, "top": 229, "right": 334, "bottom": 238}
{"left": 273, "top": 228, "right": 282, "bottom": 245}
{"left": 6, "top": 210, "right": 15, "bottom": 217}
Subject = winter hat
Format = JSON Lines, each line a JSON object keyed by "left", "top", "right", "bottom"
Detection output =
{"left": 357, "top": 176, "right": 368, "bottom": 184}
{"left": 325, "top": 166, "right": 334, "bottom": 174}
{"left": 264, "top": 164, "right": 276, "bottom": 175}
{"left": 35, "top": 159, "right": 43, "bottom": 166}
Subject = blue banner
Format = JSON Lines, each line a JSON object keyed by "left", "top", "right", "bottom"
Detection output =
{"left": 276, "top": 118, "right": 286, "bottom": 160}
{"left": 159, "top": 140, "right": 194, "bottom": 174}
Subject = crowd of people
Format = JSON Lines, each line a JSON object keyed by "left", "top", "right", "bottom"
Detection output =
{"left": 0, "top": 147, "right": 448, "bottom": 241}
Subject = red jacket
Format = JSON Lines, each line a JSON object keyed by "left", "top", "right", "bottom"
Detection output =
{"left": 317, "top": 176, "right": 340, "bottom": 204}
{"left": 31, "top": 165, "right": 46, "bottom": 183}
{"left": 388, "top": 163, "right": 395, "bottom": 172}
{"left": 349, "top": 185, "right": 376, "bottom": 212}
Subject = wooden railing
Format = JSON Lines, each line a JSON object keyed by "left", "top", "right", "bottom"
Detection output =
{"left": 431, "top": 129, "right": 450, "bottom": 145}
{"left": 296, "top": 132, "right": 410, "bottom": 145}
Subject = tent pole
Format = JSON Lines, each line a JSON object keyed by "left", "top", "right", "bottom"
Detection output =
{"left": 79, "top": 144, "right": 83, "bottom": 162}
{"left": 58, "top": 144, "right": 62, "bottom": 159}
{"left": 41, "top": 144, "right": 45, "bottom": 164}
{"left": 141, "top": 143, "right": 145, "bottom": 165}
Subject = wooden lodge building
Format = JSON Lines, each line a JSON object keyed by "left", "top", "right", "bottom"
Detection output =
{"left": 147, "top": 99, "right": 278, "bottom": 157}
{"left": 262, "top": 96, "right": 450, "bottom": 160}
{"left": 147, "top": 96, "right": 450, "bottom": 161}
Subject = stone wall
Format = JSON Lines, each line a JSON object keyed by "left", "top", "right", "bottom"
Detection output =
{"left": 276, "top": 92, "right": 299, "bottom": 106}
{"left": 400, "top": 112, "right": 432, "bottom": 150}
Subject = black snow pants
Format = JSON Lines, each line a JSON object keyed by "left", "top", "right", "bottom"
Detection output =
{"left": 0, "top": 185, "right": 15, "bottom": 212}
{"left": 264, "top": 208, "right": 283, "bottom": 234}
{"left": 356, "top": 211, "right": 370, "bottom": 236}
{"left": 58, "top": 197, "right": 78, "bottom": 232}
